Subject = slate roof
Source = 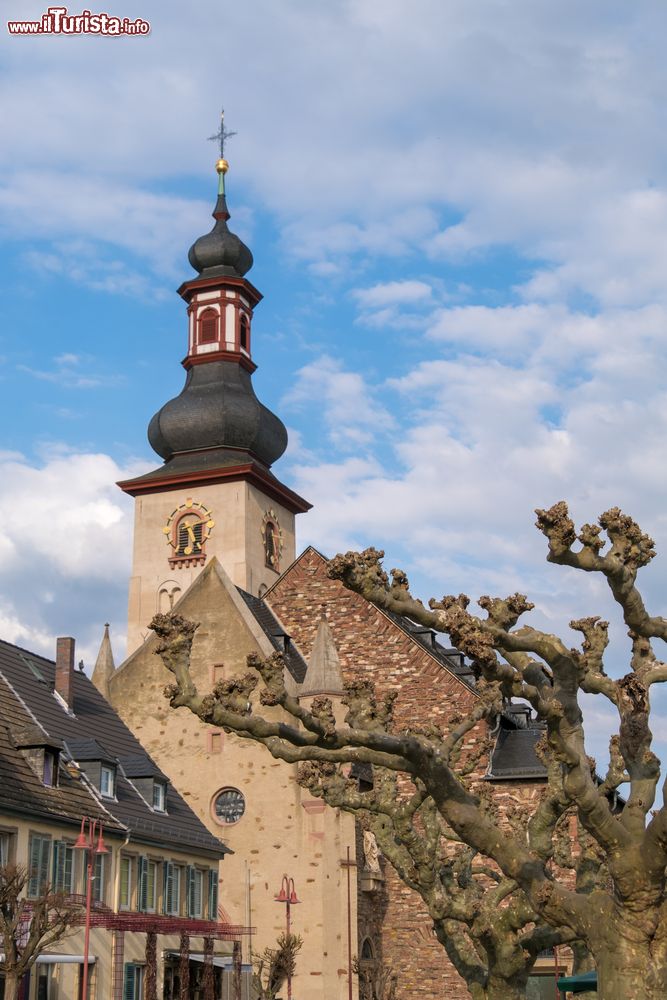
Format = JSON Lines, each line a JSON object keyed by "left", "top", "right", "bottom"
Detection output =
{"left": 0, "top": 675, "right": 123, "bottom": 832}
{"left": 237, "top": 588, "right": 308, "bottom": 684}
{"left": 487, "top": 720, "right": 548, "bottom": 780}
{"left": 382, "top": 609, "right": 477, "bottom": 690}
{"left": 118, "top": 755, "right": 167, "bottom": 780}
{"left": 0, "top": 638, "right": 229, "bottom": 859}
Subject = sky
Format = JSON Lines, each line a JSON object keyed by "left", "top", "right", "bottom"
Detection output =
{"left": 2, "top": 0, "right": 667, "bottom": 769}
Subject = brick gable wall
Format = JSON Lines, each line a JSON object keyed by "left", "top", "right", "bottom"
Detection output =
{"left": 268, "top": 548, "right": 488, "bottom": 998}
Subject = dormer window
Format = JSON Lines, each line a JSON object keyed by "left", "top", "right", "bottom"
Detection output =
{"left": 14, "top": 736, "right": 62, "bottom": 789}
{"left": 43, "top": 749, "right": 59, "bottom": 787}
{"left": 152, "top": 781, "right": 167, "bottom": 812}
{"left": 100, "top": 764, "right": 116, "bottom": 798}
{"left": 198, "top": 308, "right": 218, "bottom": 345}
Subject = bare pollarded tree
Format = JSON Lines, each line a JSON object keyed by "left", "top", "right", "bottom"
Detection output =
{"left": 298, "top": 759, "right": 595, "bottom": 1000}
{"left": 153, "top": 503, "right": 667, "bottom": 1000}
{"left": 252, "top": 932, "right": 302, "bottom": 1000}
{"left": 0, "top": 864, "right": 79, "bottom": 1000}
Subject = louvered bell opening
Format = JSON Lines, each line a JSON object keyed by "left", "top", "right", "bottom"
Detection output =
{"left": 199, "top": 311, "right": 218, "bottom": 344}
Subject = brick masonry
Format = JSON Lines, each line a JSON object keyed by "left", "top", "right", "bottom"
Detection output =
{"left": 268, "top": 547, "right": 552, "bottom": 999}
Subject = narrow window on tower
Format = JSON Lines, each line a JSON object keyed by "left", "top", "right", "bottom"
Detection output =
{"left": 239, "top": 314, "right": 249, "bottom": 352}
{"left": 264, "top": 521, "right": 277, "bottom": 570}
{"left": 176, "top": 515, "right": 204, "bottom": 557}
{"left": 199, "top": 308, "right": 218, "bottom": 344}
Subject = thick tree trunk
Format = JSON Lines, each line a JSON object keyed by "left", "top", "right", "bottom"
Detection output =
{"left": 594, "top": 938, "right": 667, "bottom": 1000}
{"left": 484, "top": 977, "right": 525, "bottom": 1000}
{"left": 3, "top": 973, "right": 20, "bottom": 1000}
{"left": 466, "top": 970, "right": 527, "bottom": 1000}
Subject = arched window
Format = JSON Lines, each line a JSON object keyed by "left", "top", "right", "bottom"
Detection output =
{"left": 361, "top": 938, "right": 374, "bottom": 960}
{"left": 261, "top": 511, "right": 283, "bottom": 574}
{"left": 199, "top": 308, "right": 218, "bottom": 345}
{"left": 158, "top": 583, "right": 182, "bottom": 613}
{"left": 175, "top": 512, "right": 204, "bottom": 556}
{"left": 264, "top": 521, "right": 277, "bottom": 570}
{"left": 168, "top": 511, "right": 207, "bottom": 567}
{"left": 164, "top": 499, "right": 214, "bottom": 569}
{"left": 239, "top": 314, "right": 249, "bottom": 352}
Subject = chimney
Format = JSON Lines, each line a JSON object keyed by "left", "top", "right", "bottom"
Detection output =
{"left": 55, "top": 637, "right": 75, "bottom": 709}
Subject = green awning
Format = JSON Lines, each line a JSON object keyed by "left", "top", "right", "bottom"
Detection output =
{"left": 557, "top": 970, "right": 597, "bottom": 993}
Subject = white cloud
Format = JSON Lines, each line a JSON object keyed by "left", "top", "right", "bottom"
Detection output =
{"left": 286, "top": 301, "right": 667, "bottom": 751}
{"left": 283, "top": 355, "right": 394, "bottom": 449}
{"left": 6, "top": 0, "right": 667, "bottom": 771}
{"left": 354, "top": 280, "right": 433, "bottom": 309}
{"left": 0, "top": 450, "right": 149, "bottom": 665}
{"left": 3, "top": 0, "right": 667, "bottom": 295}
{"left": 17, "top": 353, "right": 124, "bottom": 389}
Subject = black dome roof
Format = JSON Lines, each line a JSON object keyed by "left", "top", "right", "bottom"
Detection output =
{"left": 148, "top": 361, "right": 287, "bottom": 468}
{"left": 188, "top": 193, "right": 253, "bottom": 278}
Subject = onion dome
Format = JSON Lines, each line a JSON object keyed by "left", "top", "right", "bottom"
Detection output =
{"left": 187, "top": 158, "right": 253, "bottom": 278}
{"left": 148, "top": 360, "right": 288, "bottom": 469}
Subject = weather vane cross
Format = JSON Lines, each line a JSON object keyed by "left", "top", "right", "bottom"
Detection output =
{"left": 208, "top": 109, "right": 237, "bottom": 160}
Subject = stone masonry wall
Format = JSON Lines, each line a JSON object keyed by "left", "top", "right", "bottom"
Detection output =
{"left": 268, "top": 548, "right": 482, "bottom": 999}
{"left": 268, "top": 548, "right": 554, "bottom": 1000}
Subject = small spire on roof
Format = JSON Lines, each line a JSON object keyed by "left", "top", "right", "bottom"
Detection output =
{"left": 91, "top": 623, "right": 116, "bottom": 701}
{"left": 300, "top": 618, "right": 344, "bottom": 698}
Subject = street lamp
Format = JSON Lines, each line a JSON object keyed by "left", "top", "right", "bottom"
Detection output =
{"left": 74, "top": 817, "right": 108, "bottom": 1000}
{"left": 274, "top": 875, "right": 299, "bottom": 1000}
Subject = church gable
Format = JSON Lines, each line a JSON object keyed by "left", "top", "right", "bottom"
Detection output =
{"left": 267, "top": 547, "right": 480, "bottom": 732}
{"left": 111, "top": 557, "right": 277, "bottom": 714}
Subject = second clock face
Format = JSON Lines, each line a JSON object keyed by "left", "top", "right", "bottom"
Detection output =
{"left": 213, "top": 788, "right": 246, "bottom": 824}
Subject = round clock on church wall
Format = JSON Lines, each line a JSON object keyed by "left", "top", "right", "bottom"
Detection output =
{"left": 163, "top": 498, "right": 215, "bottom": 568}
{"left": 212, "top": 787, "right": 246, "bottom": 825}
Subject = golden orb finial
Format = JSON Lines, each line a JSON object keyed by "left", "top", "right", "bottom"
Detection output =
{"left": 216, "top": 158, "right": 229, "bottom": 175}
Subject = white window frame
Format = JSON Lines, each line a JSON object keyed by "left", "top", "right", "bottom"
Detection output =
{"left": 171, "top": 864, "right": 181, "bottom": 915}
{"left": 93, "top": 852, "right": 106, "bottom": 904}
{"left": 0, "top": 831, "right": 11, "bottom": 867}
{"left": 152, "top": 781, "right": 166, "bottom": 812}
{"left": 100, "top": 764, "right": 116, "bottom": 798}
{"left": 52, "top": 841, "right": 74, "bottom": 894}
{"left": 119, "top": 856, "right": 132, "bottom": 910}
{"left": 146, "top": 859, "right": 157, "bottom": 913}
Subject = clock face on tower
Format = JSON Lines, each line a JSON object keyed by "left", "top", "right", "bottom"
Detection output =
{"left": 163, "top": 498, "right": 214, "bottom": 567}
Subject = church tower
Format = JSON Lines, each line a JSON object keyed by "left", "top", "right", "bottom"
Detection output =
{"left": 119, "top": 147, "right": 310, "bottom": 654}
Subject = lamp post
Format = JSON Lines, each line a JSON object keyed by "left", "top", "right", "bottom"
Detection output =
{"left": 274, "top": 875, "right": 299, "bottom": 1000}
{"left": 74, "top": 816, "right": 108, "bottom": 1000}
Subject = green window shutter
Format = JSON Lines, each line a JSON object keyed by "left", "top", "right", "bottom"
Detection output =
{"left": 123, "top": 963, "right": 136, "bottom": 1000}
{"left": 28, "top": 836, "right": 50, "bottom": 897}
{"left": 119, "top": 858, "right": 130, "bottom": 908}
{"left": 28, "top": 836, "right": 40, "bottom": 896}
{"left": 208, "top": 869, "right": 218, "bottom": 920}
{"left": 186, "top": 865, "right": 195, "bottom": 918}
{"left": 39, "top": 838, "right": 50, "bottom": 895}
{"left": 138, "top": 856, "right": 148, "bottom": 912}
